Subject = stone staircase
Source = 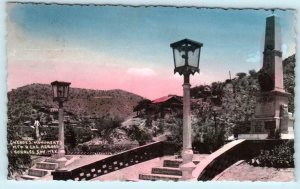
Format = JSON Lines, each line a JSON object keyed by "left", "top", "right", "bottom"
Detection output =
{"left": 139, "top": 159, "right": 199, "bottom": 181}
{"left": 20, "top": 156, "right": 79, "bottom": 180}
{"left": 21, "top": 161, "right": 58, "bottom": 180}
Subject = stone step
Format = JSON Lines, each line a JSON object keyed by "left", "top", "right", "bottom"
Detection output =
{"left": 139, "top": 173, "right": 181, "bottom": 181}
{"left": 44, "top": 158, "right": 58, "bottom": 163}
{"left": 163, "top": 159, "right": 200, "bottom": 168}
{"left": 288, "top": 126, "right": 294, "bottom": 133}
{"left": 36, "top": 162, "right": 58, "bottom": 170}
{"left": 20, "top": 175, "right": 40, "bottom": 180}
{"left": 152, "top": 167, "right": 182, "bottom": 176}
{"left": 28, "top": 168, "right": 49, "bottom": 177}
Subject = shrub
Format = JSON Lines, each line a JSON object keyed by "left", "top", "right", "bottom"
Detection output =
{"left": 127, "top": 124, "right": 152, "bottom": 145}
{"left": 193, "top": 121, "right": 226, "bottom": 153}
{"left": 94, "top": 117, "right": 122, "bottom": 144}
{"left": 81, "top": 144, "right": 90, "bottom": 152}
{"left": 249, "top": 141, "right": 294, "bottom": 168}
{"left": 7, "top": 122, "right": 32, "bottom": 178}
{"left": 65, "top": 124, "right": 78, "bottom": 149}
{"left": 165, "top": 118, "right": 183, "bottom": 152}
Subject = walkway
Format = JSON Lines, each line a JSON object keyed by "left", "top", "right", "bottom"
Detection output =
{"left": 92, "top": 154, "right": 209, "bottom": 181}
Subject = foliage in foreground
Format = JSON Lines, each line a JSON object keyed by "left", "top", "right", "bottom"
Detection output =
{"left": 249, "top": 141, "right": 294, "bottom": 168}
{"left": 7, "top": 122, "right": 31, "bottom": 179}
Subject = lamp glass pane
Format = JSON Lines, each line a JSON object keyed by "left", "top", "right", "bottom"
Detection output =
{"left": 187, "top": 46, "right": 200, "bottom": 68}
{"left": 173, "top": 48, "right": 186, "bottom": 68}
{"left": 52, "top": 85, "right": 58, "bottom": 98}
{"left": 57, "top": 86, "right": 64, "bottom": 98}
{"left": 64, "top": 86, "right": 69, "bottom": 98}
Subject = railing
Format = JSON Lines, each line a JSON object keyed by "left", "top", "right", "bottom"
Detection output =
{"left": 52, "top": 139, "right": 291, "bottom": 181}
{"left": 66, "top": 143, "right": 139, "bottom": 155}
{"left": 52, "top": 141, "right": 175, "bottom": 180}
{"left": 196, "top": 139, "right": 292, "bottom": 181}
{"left": 66, "top": 151, "right": 112, "bottom": 155}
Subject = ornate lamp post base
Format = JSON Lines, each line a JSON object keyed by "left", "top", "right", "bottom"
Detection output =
{"left": 56, "top": 157, "right": 68, "bottom": 169}
{"left": 51, "top": 152, "right": 68, "bottom": 169}
{"left": 180, "top": 149, "right": 196, "bottom": 180}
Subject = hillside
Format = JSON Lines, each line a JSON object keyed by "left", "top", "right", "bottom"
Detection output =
{"left": 189, "top": 54, "right": 295, "bottom": 137}
{"left": 7, "top": 84, "right": 145, "bottom": 124}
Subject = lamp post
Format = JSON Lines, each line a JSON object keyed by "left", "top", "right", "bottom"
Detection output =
{"left": 170, "top": 38, "right": 203, "bottom": 180}
{"left": 51, "top": 81, "right": 71, "bottom": 168}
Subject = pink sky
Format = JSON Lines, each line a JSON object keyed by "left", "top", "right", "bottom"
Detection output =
{"left": 8, "top": 4, "right": 295, "bottom": 100}
{"left": 7, "top": 57, "right": 217, "bottom": 100}
{"left": 7, "top": 13, "right": 219, "bottom": 100}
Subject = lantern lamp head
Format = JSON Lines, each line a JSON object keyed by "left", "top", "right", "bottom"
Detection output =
{"left": 170, "top": 38, "right": 203, "bottom": 75}
{"left": 51, "top": 81, "right": 71, "bottom": 102}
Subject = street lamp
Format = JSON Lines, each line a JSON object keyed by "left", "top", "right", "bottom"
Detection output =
{"left": 51, "top": 81, "right": 71, "bottom": 168}
{"left": 170, "top": 38, "right": 203, "bottom": 180}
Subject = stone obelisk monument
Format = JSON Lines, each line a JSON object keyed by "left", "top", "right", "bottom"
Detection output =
{"left": 241, "top": 14, "right": 294, "bottom": 139}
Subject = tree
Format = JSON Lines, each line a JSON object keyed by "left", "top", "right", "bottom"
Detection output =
{"left": 248, "top": 69, "right": 257, "bottom": 78}
{"left": 193, "top": 120, "right": 225, "bottom": 153}
{"left": 211, "top": 82, "right": 224, "bottom": 106}
{"left": 165, "top": 118, "right": 183, "bottom": 152}
{"left": 191, "top": 85, "right": 211, "bottom": 99}
{"left": 283, "top": 55, "right": 295, "bottom": 113}
{"left": 126, "top": 124, "right": 152, "bottom": 146}
{"left": 133, "top": 99, "right": 151, "bottom": 116}
{"left": 65, "top": 124, "right": 78, "bottom": 149}
{"left": 236, "top": 72, "right": 247, "bottom": 79}
{"left": 94, "top": 117, "right": 122, "bottom": 144}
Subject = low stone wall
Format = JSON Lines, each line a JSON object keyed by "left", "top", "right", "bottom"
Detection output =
{"left": 52, "top": 141, "right": 176, "bottom": 181}
{"left": 93, "top": 157, "right": 162, "bottom": 181}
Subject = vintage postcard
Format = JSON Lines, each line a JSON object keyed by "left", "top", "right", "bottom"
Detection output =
{"left": 6, "top": 2, "right": 296, "bottom": 181}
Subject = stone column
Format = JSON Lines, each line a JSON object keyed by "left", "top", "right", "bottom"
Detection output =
{"left": 56, "top": 101, "right": 67, "bottom": 168}
{"left": 58, "top": 101, "right": 65, "bottom": 157}
{"left": 180, "top": 74, "right": 196, "bottom": 180}
{"left": 262, "top": 15, "right": 284, "bottom": 92}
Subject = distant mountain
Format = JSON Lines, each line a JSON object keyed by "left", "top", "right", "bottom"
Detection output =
{"left": 7, "top": 84, "right": 145, "bottom": 123}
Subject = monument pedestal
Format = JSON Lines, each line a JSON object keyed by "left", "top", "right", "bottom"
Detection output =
{"left": 250, "top": 90, "right": 290, "bottom": 139}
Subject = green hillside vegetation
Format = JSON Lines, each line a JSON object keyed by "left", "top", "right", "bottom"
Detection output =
{"left": 191, "top": 54, "right": 295, "bottom": 137}
{"left": 8, "top": 84, "right": 144, "bottom": 123}
{"left": 7, "top": 84, "right": 144, "bottom": 178}
{"left": 7, "top": 84, "right": 145, "bottom": 154}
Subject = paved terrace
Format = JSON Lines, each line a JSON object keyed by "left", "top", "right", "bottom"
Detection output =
{"left": 65, "top": 155, "right": 110, "bottom": 171}
{"left": 91, "top": 154, "right": 209, "bottom": 181}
